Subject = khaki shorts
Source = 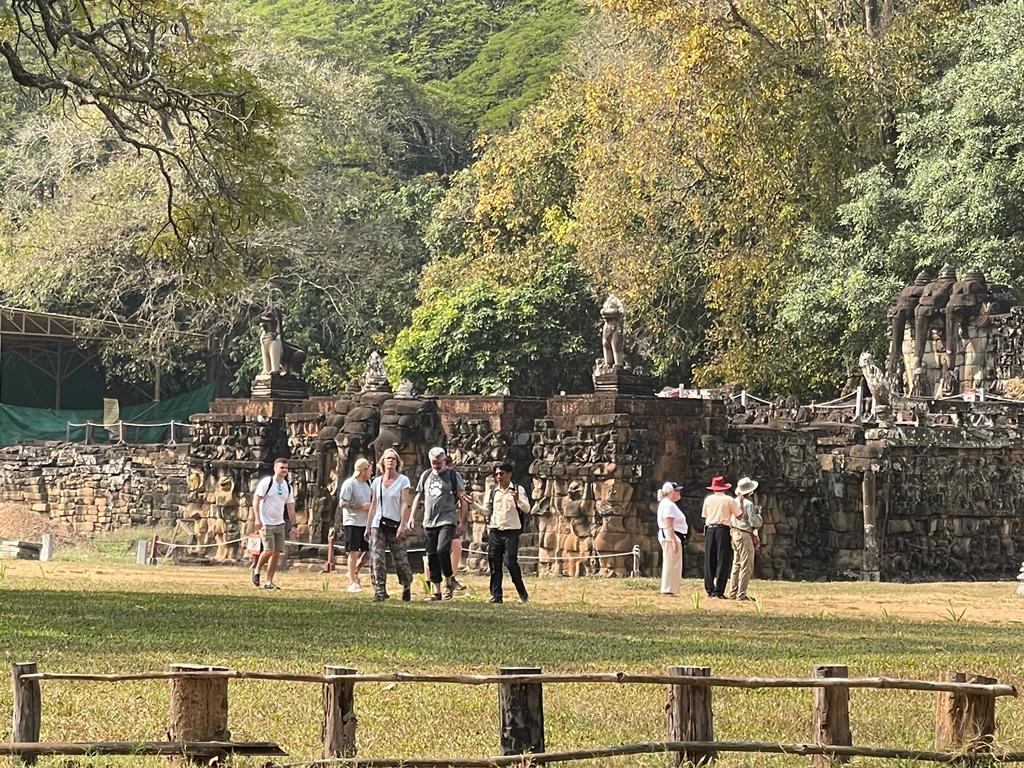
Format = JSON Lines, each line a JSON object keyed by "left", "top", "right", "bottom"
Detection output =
{"left": 261, "top": 523, "right": 286, "bottom": 552}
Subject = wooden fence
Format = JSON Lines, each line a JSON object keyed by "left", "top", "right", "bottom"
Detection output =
{"left": 6, "top": 662, "right": 1021, "bottom": 766}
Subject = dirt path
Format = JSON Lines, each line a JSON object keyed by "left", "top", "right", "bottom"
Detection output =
{"left": 3, "top": 558, "right": 1022, "bottom": 624}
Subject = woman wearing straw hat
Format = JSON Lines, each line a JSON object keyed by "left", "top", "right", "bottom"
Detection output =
{"left": 656, "top": 481, "right": 688, "bottom": 595}
{"left": 701, "top": 475, "right": 738, "bottom": 598}
{"left": 727, "top": 476, "right": 761, "bottom": 601}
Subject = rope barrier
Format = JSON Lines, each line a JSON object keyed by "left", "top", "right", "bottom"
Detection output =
{"left": 66, "top": 420, "right": 195, "bottom": 429}
{"left": 813, "top": 390, "right": 858, "bottom": 407}
{"left": 155, "top": 537, "right": 246, "bottom": 551}
{"left": 464, "top": 545, "right": 633, "bottom": 563}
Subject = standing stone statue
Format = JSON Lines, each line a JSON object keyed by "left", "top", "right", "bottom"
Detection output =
{"left": 911, "top": 264, "right": 957, "bottom": 395}
{"left": 253, "top": 305, "right": 309, "bottom": 400}
{"left": 592, "top": 294, "right": 655, "bottom": 395}
{"left": 362, "top": 351, "right": 391, "bottom": 392}
{"left": 600, "top": 294, "right": 626, "bottom": 370}
{"left": 859, "top": 351, "right": 892, "bottom": 421}
{"left": 887, "top": 270, "right": 931, "bottom": 387}
{"left": 259, "top": 305, "right": 307, "bottom": 376}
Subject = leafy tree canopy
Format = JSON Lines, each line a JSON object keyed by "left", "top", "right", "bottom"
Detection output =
{"left": 777, "top": 0, "right": 1024, "bottom": 392}
{"left": 422, "top": 0, "right": 976, "bottom": 396}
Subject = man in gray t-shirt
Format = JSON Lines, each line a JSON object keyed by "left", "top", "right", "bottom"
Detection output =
{"left": 411, "top": 447, "right": 468, "bottom": 600}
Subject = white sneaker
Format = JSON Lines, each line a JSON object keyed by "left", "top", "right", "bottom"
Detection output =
{"left": 346, "top": 582, "right": 362, "bottom": 593}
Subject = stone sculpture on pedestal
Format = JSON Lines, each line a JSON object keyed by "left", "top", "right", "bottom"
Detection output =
{"left": 362, "top": 351, "right": 392, "bottom": 392}
{"left": 859, "top": 352, "right": 891, "bottom": 423}
{"left": 253, "top": 305, "right": 309, "bottom": 399}
{"left": 592, "top": 294, "right": 655, "bottom": 395}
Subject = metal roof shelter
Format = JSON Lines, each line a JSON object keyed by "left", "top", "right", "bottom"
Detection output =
{"left": 0, "top": 306, "right": 208, "bottom": 408}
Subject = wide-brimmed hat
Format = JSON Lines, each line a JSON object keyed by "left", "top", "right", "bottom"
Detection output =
{"left": 660, "top": 481, "right": 682, "bottom": 495}
{"left": 735, "top": 477, "right": 759, "bottom": 496}
{"left": 706, "top": 475, "right": 732, "bottom": 492}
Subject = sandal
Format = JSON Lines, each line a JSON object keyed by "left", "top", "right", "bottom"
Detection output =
{"left": 441, "top": 587, "right": 454, "bottom": 601}
{"left": 424, "top": 592, "right": 442, "bottom": 602}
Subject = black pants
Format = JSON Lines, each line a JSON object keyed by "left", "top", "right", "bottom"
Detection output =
{"left": 425, "top": 524, "right": 456, "bottom": 584}
{"left": 704, "top": 524, "right": 733, "bottom": 596}
{"left": 488, "top": 528, "right": 528, "bottom": 600}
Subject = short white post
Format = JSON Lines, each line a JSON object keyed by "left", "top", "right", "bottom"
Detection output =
{"left": 39, "top": 534, "right": 52, "bottom": 563}
{"left": 855, "top": 382, "right": 864, "bottom": 420}
{"left": 1016, "top": 560, "right": 1024, "bottom": 597}
{"left": 631, "top": 545, "right": 641, "bottom": 578}
{"left": 740, "top": 389, "right": 748, "bottom": 408}
{"left": 136, "top": 540, "right": 151, "bottom": 566}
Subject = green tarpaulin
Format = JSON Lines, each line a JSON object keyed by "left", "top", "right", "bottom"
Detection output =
{"left": 0, "top": 382, "right": 217, "bottom": 445}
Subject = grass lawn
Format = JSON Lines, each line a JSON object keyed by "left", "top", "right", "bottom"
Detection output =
{"left": 0, "top": 560, "right": 1022, "bottom": 767}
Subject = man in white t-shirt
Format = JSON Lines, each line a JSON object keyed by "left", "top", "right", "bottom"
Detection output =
{"left": 252, "top": 457, "right": 297, "bottom": 590}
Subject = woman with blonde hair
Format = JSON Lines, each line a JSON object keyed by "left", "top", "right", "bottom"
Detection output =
{"left": 337, "top": 457, "right": 373, "bottom": 592}
{"left": 365, "top": 448, "right": 414, "bottom": 602}
{"left": 657, "top": 481, "right": 688, "bottom": 596}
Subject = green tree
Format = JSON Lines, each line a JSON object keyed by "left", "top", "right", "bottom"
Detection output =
{"left": 0, "top": 1, "right": 291, "bottom": 271}
{"left": 777, "top": 0, "right": 1024, "bottom": 389}
{"left": 0, "top": 18, "right": 442, "bottom": 396}
{"left": 390, "top": 258, "right": 598, "bottom": 395}
{"left": 422, "top": 0, "right": 973, "bottom": 396}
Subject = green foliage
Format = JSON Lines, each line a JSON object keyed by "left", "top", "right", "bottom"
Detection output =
{"left": 390, "top": 259, "right": 598, "bottom": 395}
{"left": 777, "top": 0, "right": 1024, "bottom": 392}
{"left": 426, "top": 0, "right": 976, "bottom": 396}
{"left": 0, "top": 1, "right": 293, "bottom": 273}
{"left": 236, "top": 0, "right": 584, "bottom": 134}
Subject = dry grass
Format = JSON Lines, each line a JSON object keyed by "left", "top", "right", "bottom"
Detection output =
{"left": 1, "top": 560, "right": 1022, "bottom": 767}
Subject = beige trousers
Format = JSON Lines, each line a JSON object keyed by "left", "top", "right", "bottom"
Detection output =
{"left": 726, "top": 528, "right": 755, "bottom": 599}
{"left": 660, "top": 538, "right": 682, "bottom": 594}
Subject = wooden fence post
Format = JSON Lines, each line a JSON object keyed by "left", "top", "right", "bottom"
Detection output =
{"left": 811, "top": 663, "right": 852, "bottom": 766}
{"left": 935, "top": 671, "right": 997, "bottom": 765}
{"left": 321, "top": 666, "right": 357, "bottom": 758}
{"left": 167, "top": 664, "right": 229, "bottom": 762}
{"left": 498, "top": 666, "right": 544, "bottom": 757}
{"left": 665, "top": 665, "right": 714, "bottom": 767}
{"left": 12, "top": 662, "right": 41, "bottom": 767}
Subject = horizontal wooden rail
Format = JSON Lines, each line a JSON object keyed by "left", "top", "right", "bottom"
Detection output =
{"left": 22, "top": 670, "right": 1018, "bottom": 696}
{"left": 0, "top": 741, "right": 285, "bottom": 758}
{"left": 276, "top": 740, "right": 1024, "bottom": 767}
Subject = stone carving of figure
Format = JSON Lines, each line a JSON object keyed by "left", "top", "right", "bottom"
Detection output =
{"left": 911, "top": 264, "right": 957, "bottom": 393}
{"left": 887, "top": 270, "right": 931, "bottom": 385}
{"left": 945, "top": 267, "right": 990, "bottom": 393}
{"left": 259, "top": 305, "right": 307, "bottom": 376}
{"left": 859, "top": 351, "right": 892, "bottom": 420}
{"left": 560, "top": 481, "right": 594, "bottom": 577}
{"left": 600, "top": 294, "right": 626, "bottom": 370}
{"left": 362, "top": 351, "right": 390, "bottom": 391}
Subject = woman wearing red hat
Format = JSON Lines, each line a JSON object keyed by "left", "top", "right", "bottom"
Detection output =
{"left": 701, "top": 475, "right": 739, "bottom": 598}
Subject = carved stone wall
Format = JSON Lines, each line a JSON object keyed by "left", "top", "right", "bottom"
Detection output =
{"left": 689, "top": 426, "right": 856, "bottom": 579}
{"left": 434, "top": 397, "right": 546, "bottom": 572}
{"left": 872, "top": 426, "right": 1024, "bottom": 580}
{"left": 0, "top": 444, "right": 188, "bottom": 532}
{"left": 528, "top": 396, "right": 718, "bottom": 577}
{"left": 3, "top": 392, "right": 1023, "bottom": 582}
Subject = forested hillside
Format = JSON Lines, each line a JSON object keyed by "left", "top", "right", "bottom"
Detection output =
{"left": 1, "top": 0, "right": 1022, "bottom": 399}
{"left": 0, "top": 0, "right": 583, "bottom": 396}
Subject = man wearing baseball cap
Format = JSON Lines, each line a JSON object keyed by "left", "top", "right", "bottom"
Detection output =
{"left": 702, "top": 475, "right": 738, "bottom": 598}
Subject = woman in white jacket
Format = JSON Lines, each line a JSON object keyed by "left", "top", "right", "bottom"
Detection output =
{"left": 657, "top": 481, "right": 688, "bottom": 595}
